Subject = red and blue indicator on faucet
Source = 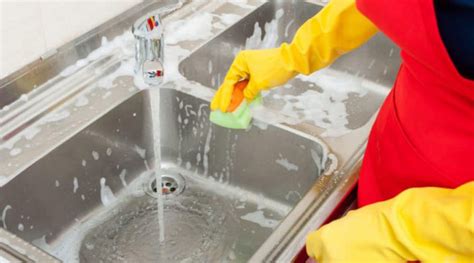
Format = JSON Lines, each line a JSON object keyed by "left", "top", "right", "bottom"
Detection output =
{"left": 146, "top": 16, "right": 159, "bottom": 31}
{"left": 146, "top": 69, "right": 163, "bottom": 78}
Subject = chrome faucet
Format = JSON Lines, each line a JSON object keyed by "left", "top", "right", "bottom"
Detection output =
{"left": 132, "top": 13, "right": 164, "bottom": 86}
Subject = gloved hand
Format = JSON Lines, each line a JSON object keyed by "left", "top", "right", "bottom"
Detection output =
{"left": 306, "top": 181, "right": 474, "bottom": 262}
{"left": 211, "top": 49, "right": 296, "bottom": 112}
{"left": 210, "top": 0, "right": 378, "bottom": 112}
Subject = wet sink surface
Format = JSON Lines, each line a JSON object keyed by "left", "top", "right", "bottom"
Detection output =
{"left": 0, "top": 88, "right": 327, "bottom": 262}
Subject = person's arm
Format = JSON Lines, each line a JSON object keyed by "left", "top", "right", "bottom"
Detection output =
{"left": 211, "top": 0, "right": 378, "bottom": 112}
{"left": 306, "top": 182, "right": 474, "bottom": 263}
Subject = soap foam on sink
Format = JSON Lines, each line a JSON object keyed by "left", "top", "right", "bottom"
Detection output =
{"left": 92, "top": 151, "right": 100, "bottom": 160}
{"left": 203, "top": 127, "right": 213, "bottom": 176}
{"left": 0, "top": 126, "right": 42, "bottom": 152}
{"left": 74, "top": 96, "right": 89, "bottom": 107}
{"left": 275, "top": 157, "right": 299, "bottom": 171}
{"left": 73, "top": 177, "right": 79, "bottom": 193}
{"left": 263, "top": 68, "right": 371, "bottom": 137}
{"left": 1, "top": 205, "right": 12, "bottom": 229}
{"left": 240, "top": 210, "right": 280, "bottom": 229}
{"left": 133, "top": 145, "right": 146, "bottom": 159}
{"left": 245, "top": 9, "right": 284, "bottom": 50}
{"left": 228, "top": 0, "right": 255, "bottom": 9}
{"left": 9, "top": 148, "right": 22, "bottom": 157}
{"left": 59, "top": 34, "right": 134, "bottom": 77}
{"left": 219, "top": 13, "right": 241, "bottom": 25}
{"left": 24, "top": 127, "right": 41, "bottom": 140}
{"left": 118, "top": 169, "right": 127, "bottom": 186}
{"left": 99, "top": 178, "right": 116, "bottom": 206}
{"left": 166, "top": 13, "right": 215, "bottom": 45}
{"left": 39, "top": 110, "right": 71, "bottom": 124}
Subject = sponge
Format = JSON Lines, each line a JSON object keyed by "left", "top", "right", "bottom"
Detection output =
{"left": 210, "top": 80, "right": 261, "bottom": 129}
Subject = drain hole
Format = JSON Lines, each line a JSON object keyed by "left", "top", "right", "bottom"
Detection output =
{"left": 147, "top": 172, "right": 185, "bottom": 197}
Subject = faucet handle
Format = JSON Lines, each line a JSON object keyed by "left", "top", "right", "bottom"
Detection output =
{"left": 133, "top": 12, "right": 163, "bottom": 36}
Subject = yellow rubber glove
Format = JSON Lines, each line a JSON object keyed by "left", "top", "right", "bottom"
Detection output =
{"left": 306, "top": 181, "right": 474, "bottom": 263}
{"left": 210, "top": 0, "right": 378, "bottom": 112}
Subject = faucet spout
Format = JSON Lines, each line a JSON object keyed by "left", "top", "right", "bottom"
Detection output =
{"left": 132, "top": 13, "right": 164, "bottom": 86}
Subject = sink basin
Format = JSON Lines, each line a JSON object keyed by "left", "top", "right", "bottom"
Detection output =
{"left": 180, "top": 0, "right": 401, "bottom": 134}
{"left": 0, "top": 88, "right": 329, "bottom": 262}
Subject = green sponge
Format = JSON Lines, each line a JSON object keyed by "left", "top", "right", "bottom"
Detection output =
{"left": 210, "top": 96, "right": 262, "bottom": 129}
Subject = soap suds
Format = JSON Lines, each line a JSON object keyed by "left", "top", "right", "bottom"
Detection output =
{"left": 218, "top": 13, "right": 241, "bottom": 25}
{"left": 40, "top": 110, "right": 71, "bottom": 124}
{"left": 9, "top": 148, "right": 22, "bottom": 156}
{"left": 228, "top": 0, "right": 254, "bottom": 9}
{"left": 118, "top": 169, "right": 127, "bottom": 187}
{"left": 73, "top": 177, "right": 79, "bottom": 193}
{"left": 134, "top": 145, "right": 146, "bottom": 159}
{"left": 0, "top": 126, "right": 42, "bottom": 152}
{"left": 24, "top": 127, "right": 41, "bottom": 140}
{"left": 310, "top": 149, "right": 322, "bottom": 169}
{"left": 275, "top": 157, "right": 299, "bottom": 171}
{"left": 203, "top": 127, "right": 212, "bottom": 176}
{"left": 245, "top": 9, "right": 284, "bottom": 49}
{"left": 99, "top": 178, "right": 116, "bottom": 206}
{"left": 102, "top": 91, "right": 112, "bottom": 99}
{"left": 263, "top": 68, "right": 371, "bottom": 137}
{"left": 252, "top": 119, "right": 269, "bottom": 130}
{"left": 92, "top": 151, "right": 100, "bottom": 160}
{"left": 1, "top": 205, "right": 12, "bottom": 229}
{"left": 60, "top": 34, "right": 133, "bottom": 77}
{"left": 285, "top": 191, "right": 302, "bottom": 201}
{"left": 240, "top": 210, "right": 280, "bottom": 229}
{"left": 323, "top": 153, "right": 338, "bottom": 175}
{"left": 74, "top": 96, "right": 89, "bottom": 107}
{"left": 166, "top": 13, "right": 214, "bottom": 45}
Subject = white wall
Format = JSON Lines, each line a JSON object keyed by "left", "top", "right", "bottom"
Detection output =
{"left": 0, "top": 0, "right": 142, "bottom": 79}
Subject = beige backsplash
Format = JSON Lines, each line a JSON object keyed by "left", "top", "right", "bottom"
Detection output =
{"left": 0, "top": 0, "right": 142, "bottom": 79}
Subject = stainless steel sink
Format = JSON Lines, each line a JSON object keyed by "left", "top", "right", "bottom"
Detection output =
{"left": 180, "top": 0, "right": 400, "bottom": 132}
{"left": 0, "top": 88, "right": 329, "bottom": 262}
{"left": 0, "top": 0, "right": 401, "bottom": 262}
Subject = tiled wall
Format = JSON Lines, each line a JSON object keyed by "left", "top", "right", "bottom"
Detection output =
{"left": 0, "top": 0, "right": 142, "bottom": 79}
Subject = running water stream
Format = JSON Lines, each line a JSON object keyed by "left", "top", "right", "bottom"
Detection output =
{"left": 150, "top": 92, "right": 165, "bottom": 243}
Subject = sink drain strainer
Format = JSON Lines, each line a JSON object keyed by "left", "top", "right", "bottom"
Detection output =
{"left": 145, "top": 171, "right": 185, "bottom": 197}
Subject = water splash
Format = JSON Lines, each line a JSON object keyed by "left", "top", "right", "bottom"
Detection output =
{"left": 79, "top": 192, "right": 235, "bottom": 262}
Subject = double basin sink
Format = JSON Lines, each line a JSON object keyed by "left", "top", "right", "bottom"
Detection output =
{"left": 0, "top": 0, "right": 400, "bottom": 262}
